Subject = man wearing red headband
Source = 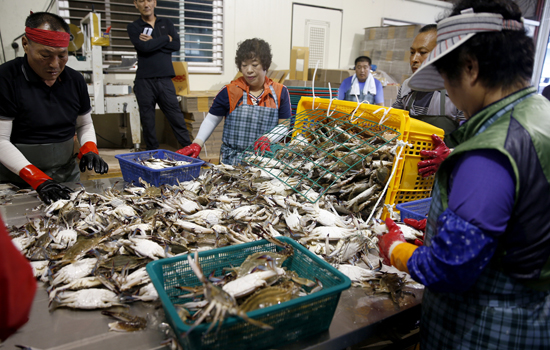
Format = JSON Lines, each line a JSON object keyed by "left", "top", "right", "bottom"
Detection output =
{"left": 0, "top": 12, "right": 108, "bottom": 204}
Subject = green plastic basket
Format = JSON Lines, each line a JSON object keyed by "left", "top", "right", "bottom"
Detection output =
{"left": 146, "top": 237, "right": 351, "bottom": 350}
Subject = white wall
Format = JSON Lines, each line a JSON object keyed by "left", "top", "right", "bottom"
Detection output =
{"left": 0, "top": 0, "right": 447, "bottom": 90}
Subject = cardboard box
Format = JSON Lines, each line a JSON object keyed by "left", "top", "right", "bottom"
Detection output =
{"left": 307, "top": 69, "right": 353, "bottom": 84}
{"left": 364, "top": 24, "right": 421, "bottom": 41}
{"left": 172, "top": 62, "right": 190, "bottom": 96}
{"left": 289, "top": 47, "right": 309, "bottom": 81}
{"left": 179, "top": 90, "right": 218, "bottom": 113}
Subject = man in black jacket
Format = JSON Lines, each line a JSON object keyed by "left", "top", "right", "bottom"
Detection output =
{"left": 127, "top": 0, "right": 192, "bottom": 150}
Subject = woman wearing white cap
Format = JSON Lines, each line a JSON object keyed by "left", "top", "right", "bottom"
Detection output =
{"left": 378, "top": 0, "right": 550, "bottom": 348}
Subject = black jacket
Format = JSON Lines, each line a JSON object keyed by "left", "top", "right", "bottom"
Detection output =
{"left": 127, "top": 16, "right": 180, "bottom": 79}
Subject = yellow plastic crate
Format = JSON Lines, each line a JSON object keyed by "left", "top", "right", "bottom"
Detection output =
{"left": 295, "top": 97, "right": 443, "bottom": 219}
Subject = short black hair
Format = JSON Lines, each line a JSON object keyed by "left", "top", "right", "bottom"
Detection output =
{"left": 25, "top": 12, "right": 70, "bottom": 33}
{"left": 433, "top": 0, "right": 533, "bottom": 90}
{"left": 355, "top": 56, "right": 372, "bottom": 67}
{"left": 419, "top": 24, "right": 437, "bottom": 33}
{"left": 235, "top": 38, "right": 272, "bottom": 71}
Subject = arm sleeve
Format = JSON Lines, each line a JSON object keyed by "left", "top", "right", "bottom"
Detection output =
{"left": 127, "top": 22, "right": 171, "bottom": 53}
{"left": 194, "top": 113, "right": 224, "bottom": 146}
{"left": 338, "top": 78, "right": 350, "bottom": 100}
{"left": 75, "top": 111, "right": 97, "bottom": 146}
{"left": 0, "top": 119, "right": 31, "bottom": 175}
{"left": 374, "top": 79, "right": 384, "bottom": 105}
{"left": 407, "top": 150, "right": 515, "bottom": 292}
{"left": 162, "top": 19, "right": 180, "bottom": 52}
{"left": 0, "top": 215, "right": 37, "bottom": 342}
{"left": 208, "top": 87, "right": 231, "bottom": 116}
{"left": 278, "top": 86, "right": 292, "bottom": 120}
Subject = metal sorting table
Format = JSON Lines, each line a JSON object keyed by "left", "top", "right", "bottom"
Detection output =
{"left": 1, "top": 179, "right": 423, "bottom": 350}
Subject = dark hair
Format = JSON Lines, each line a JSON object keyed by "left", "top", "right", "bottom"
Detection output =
{"left": 235, "top": 38, "right": 272, "bottom": 71}
{"left": 25, "top": 12, "right": 70, "bottom": 33}
{"left": 354, "top": 56, "right": 372, "bottom": 67}
{"left": 433, "top": 0, "right": 533, "bottom": 90}
{"left": 419, "top": 24, "right": 437, "bottom": 33}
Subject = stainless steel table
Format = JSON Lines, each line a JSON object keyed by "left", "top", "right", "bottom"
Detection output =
{"left": 1, "top": 179, "right": 423, "bottom": 350}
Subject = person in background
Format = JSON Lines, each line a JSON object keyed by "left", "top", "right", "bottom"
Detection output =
{"left": 127, "top": 0, "right": 192, "bottom": 151}
{"left": 338, "top": 56, "right": 384, "bottom": 105}
{"left": 176, "top": 38, "right": 292, "bottom": 165}
{"left": 378, "top": 0, "right": 550, "bottom": 348}
{"left": 393, "top": 24, "right": 464, "bottom": 136}
{"left": 0, "top": 214, "right": 37, "bottom": 341}
{"left": 542, "top": 84, "right": 550, "bottom": 101}
{"left": 0, "top": 12, "right": 108, "bottom": 204}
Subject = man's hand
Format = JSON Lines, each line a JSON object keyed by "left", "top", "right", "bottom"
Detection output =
{"left": 176, "top": 143, "right": 201, "bottom": 158}
{"left": 139, "top": 34, "right": 152, "bottom": 41}
{"left": 168, "top": 35, "right": 172, "bottom": 42}
{"left": 418, "top": 134, "right": 451, "bottom": 177}
{"left": 77, "top": 142, "right": 108, "bottom": 174}
{"left": 36, "top": 180, "right": 72, "bottom": 205}
{"left": 79, "top": 152, "right": 109, "bottom": 174}
{"left": 254, "top": 136, "right": 271, "bottom": 153}
{"left": 378, "top": 218, "right": 407, "bottom": 265}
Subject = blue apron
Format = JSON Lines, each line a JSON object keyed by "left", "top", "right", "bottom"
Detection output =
{"left": 220, "top": 86, "right": 279, "bottom": 165}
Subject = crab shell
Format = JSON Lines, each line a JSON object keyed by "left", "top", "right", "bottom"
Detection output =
{"left": 56, "top": 289, "right": 125, "bottom": 309}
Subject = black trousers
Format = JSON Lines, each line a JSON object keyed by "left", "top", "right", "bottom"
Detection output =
{"left": 134, "top": 77, "right": 192, "bottom": 150}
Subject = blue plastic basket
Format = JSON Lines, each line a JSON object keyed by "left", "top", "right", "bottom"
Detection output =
{"left": 396, "top": 198, "right": 431, "bottom": 221}
{"left": 146, "top": 237, "right": 351, "bottom": 350}
{"left": 115, "top": 149, "right": 204, "bottom": 187}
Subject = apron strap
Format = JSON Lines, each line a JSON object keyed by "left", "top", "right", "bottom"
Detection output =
{"left": 440, "top": 90, "right": 446, "bottom": 115}
{"left": 405, "top": 91, "right": 417, "bottom": 111}
{"left": 242, "top": 90, "right": 248, "bottom": 106}
{"left": 268, "top": 85, "right": 278, "bottom": 109}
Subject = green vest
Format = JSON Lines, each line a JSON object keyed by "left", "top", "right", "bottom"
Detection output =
{"left": 427, "top": 87, "right": 550, "bottom": 290}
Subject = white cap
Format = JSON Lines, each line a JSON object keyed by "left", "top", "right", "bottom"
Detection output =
{"left": 409, "top": 9, "right": 524, "bottom": 92}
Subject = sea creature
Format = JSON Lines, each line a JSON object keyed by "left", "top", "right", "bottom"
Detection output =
{"left": 101, "top": 310, "right": 147, "bottom": 332}
{"left": 52, "top": 288, "right": 125, "bottom": 310}
{"left": 182, "top": 251, "right": 273, "bottom": 336}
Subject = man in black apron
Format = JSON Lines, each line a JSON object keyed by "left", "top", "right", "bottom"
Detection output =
{"left": 393, "top": 24, "right": 465, "bottom": 137}
{"left": 0, "top": 12, "right": 108, "bottom": 204}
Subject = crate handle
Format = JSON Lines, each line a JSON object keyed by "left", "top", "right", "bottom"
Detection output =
{"left": 366, "top": 139, "right": 411, "bottom": 223}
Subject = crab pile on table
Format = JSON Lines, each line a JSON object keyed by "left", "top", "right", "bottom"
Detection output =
{"left": 6, "top": 135, "right": 424, "bottom": 334}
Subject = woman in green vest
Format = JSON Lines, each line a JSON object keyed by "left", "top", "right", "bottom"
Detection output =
{"left": 378, "top": 0, "right": 550, "bottom": 348}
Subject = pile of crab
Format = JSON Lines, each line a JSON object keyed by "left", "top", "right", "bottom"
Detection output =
{"left": 7, "top": 138, "right": 424, "bottom": 333}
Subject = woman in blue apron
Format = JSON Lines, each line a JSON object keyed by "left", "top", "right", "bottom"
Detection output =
{"left": 377, "top": 1, "right": 550, "bottom": 348}
{"left": 177, "top": 38, "right": 292, "bottom": 165}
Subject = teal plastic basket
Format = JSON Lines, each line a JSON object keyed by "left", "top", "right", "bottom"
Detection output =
{"left": 146, "top": 237, "right": 351, "bottom": 350}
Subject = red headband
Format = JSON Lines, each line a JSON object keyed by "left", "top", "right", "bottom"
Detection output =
{"left": 25, "top": 27, "right": 70, "bottom": 47}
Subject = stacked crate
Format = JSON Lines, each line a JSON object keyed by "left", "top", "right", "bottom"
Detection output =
{"left": 361, "top": 24, "right": 422, "bottom": 85}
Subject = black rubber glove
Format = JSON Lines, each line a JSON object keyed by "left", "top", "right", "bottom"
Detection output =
{"left": 79, "top": 152, "right": 109, "bottom": 174}
{"left": 36, "top": 180, "right": 73, "bottom": 204}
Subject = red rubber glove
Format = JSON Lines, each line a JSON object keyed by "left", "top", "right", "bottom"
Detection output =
{"left": 404, "top": 218, "right": 427, "bottom": 246}
{"left": 378, "top": 218, "right": 407, "bottom": 265}
{"left": 254, "top": 136, "right": 271, "bottom": 153}
{"left": 19, "top": 164, "right": 52, "bottom": 190}
{"left": 417, "top": 134, "right": 450, "bottom": 177}
{"left": 176, "top": 143, "right": 201, "bottom": 158}
{"left": 403, "top": 218, "right": 426, "bottom": 231}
